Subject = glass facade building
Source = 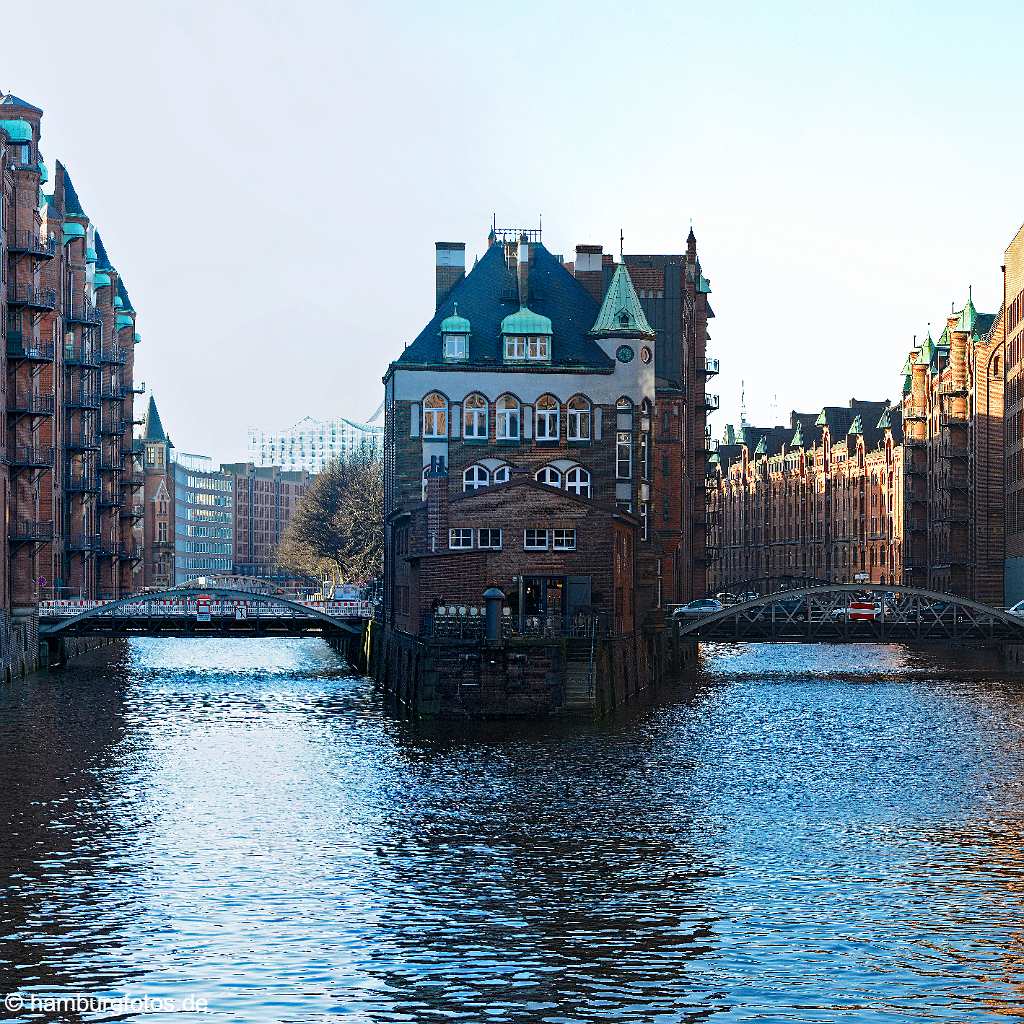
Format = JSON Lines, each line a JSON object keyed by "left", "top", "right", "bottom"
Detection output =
{"left": 172, "top": 452, "right": 233, "bottom": 584}
{"left": 247, "top": 415, "right": 383, "bottom": 474}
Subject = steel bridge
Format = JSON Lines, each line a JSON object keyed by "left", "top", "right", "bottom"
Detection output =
{"left": 676, "top": 585, "right": 1024, "bottom": 646}
{"left": 39, "top": 587, "right": 371, "bottom": 641}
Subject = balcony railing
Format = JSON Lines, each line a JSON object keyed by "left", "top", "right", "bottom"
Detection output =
{"left": 7, "top": 285, "right": 57, "bottom": 311}
{"left": 119, "top": 543, "right": 143, "bottom": 561}
{"left": 65, "top": 390, "right": 101, "bottom": 410}
{"left": 8, "top": 519, "right": 54, "bottom": 545}
{"left": 65, "top": 471, "right": 100, "bottom": 493}
{"left": 66, "top": 303, "right": 102, "bottom": 326}
{"left": 99, "top": 490, "right": 124, "bottom": 508}
{"left": 98, "top": 454, "right": 121, "bottom": 471}
{"left": 120, "top": 503, "right": 145, "bottom": 520}
{"left": 63, "top": 343, "right": 100, "bottom": 367}
{"left": 6, "top": 229, "right": 57, "bottom": 258}
{"left": 939, "top": 381, "right": 968, "bottom": 396}
{"left": 6, "top": 334, "right": 55, "bottom": 362}
{"left": 9, "top": 445, "right": 55, "bottom": 468}
{"left": 904, "top": 406, "right": 927, "bottom": 420}
{"left": 98, "top": 346, "right": 128, "bottom": 365}
{"left": 123, "top": 472, "right": 145, "bottom": 488}
{"left": 8, "top": 393, "right": 55, "bottom": 416}
{"left": 705, "top": 437, "right": 719, "bottom": 452}
{"left": 98, "top": 383, "right": 126, "bottom": 400}
{"left": 67, "top": 533, "right": 102, "bottom": 553}
{"left": 703, "top": 393, "right": 720, "bottom": 411}
{"left": 704, "top": 356, "right": 720, "bottom": 376}
{"left": 123, "top": 439, "right": 145, "bottom": 456}
{"left": 100, "top": 418, "right": 127, "bottom": 436}
{"left": 66, "top": 431, "right": 101, "bottom": 452}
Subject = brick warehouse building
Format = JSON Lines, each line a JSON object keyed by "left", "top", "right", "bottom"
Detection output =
{"left": 1, "top": 93, "right": 144, "bottom": 660}
{"left": 901, "top": 295, "right": 1003, "bottom": 604}
{"left": 1003, "top": 221, "right": 1024, "bottom": 604}
{"left": 379, "top": 225, "right": 716, "bottom": 716}
{"left": 708, "top": 401, "right": 904, "bottom": 593}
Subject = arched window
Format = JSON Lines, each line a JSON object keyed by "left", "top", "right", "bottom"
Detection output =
{"left": 422, "top": 392, "right": 448, "bottom": 438}
{"left": 535, "top": 395, "right": 559, "bottom": 441}
{"left": 993, "top": 355, "right": 1001, "bottom": 378}
{"left": 496, "top": 394, "right": 520, "bottom": 440}
{"left": 463, "top": 393, "right": 488, "bottom": 439}
{"left": 566, "top": 466, "right": 591, "bottom": 497}
{"left": 536, "top": 465, "right": 562, "bottom": 488}
{"left": 567, "top": 396, "right": 591, "bottom": 441}
{"left": 463, "top": 464, "right": 489, "bottom": 492}
{"left": 492, "top": 464, "right": 510, "bottom": 484}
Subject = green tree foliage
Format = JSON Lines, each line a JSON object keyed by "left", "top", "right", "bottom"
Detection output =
{"left": 278, "top": 445, "right": 383, "bottom": 584}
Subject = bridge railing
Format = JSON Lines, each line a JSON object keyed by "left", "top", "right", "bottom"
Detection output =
{"left": 39, "top": 597, "right": 374, "bottom": 620}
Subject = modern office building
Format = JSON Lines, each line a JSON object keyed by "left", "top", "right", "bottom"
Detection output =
{"left": 247, "top": 414, "right": 383, "bottom": 474}
{"left": 171, "top": 453, "right": 233, "bottom": 585}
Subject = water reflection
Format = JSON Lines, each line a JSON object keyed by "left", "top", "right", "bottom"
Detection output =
{"left": 0, "top": 639, "right": 1023, "bottom": 1021}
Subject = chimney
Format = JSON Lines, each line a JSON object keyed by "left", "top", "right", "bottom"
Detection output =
{"left": 435, "top": 242, "right": 465, "bottom": 311}
{"left": 949, "top": 314, "right": 968, "bottom": 420}
{"left": 517, "top": 232, "right": 530, "bottom": 306}
{"left": 573, "top": 244, "right": 604, "bottom": 303}
{"left": 425, "top": 455, "right": 450, "bottom": 552}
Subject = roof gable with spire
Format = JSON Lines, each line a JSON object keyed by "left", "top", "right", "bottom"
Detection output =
{"left": 590, "top": 262, "right": 654, "bottom": 338}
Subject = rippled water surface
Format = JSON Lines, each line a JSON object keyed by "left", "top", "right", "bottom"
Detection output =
{"left": 3, "top": 639, "right": 1024, "bottom": 1022}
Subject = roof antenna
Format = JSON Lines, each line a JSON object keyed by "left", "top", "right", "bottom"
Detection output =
{"left": 538, "top": 213, "right": 542, "bottom": 239}
{"left": 740, "top": 379, "right": 748, "bottom": 427}
{"left": 619, "top": 228, "right": 624, "bottom": 259}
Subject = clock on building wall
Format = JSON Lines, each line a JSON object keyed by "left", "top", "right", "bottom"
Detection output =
{"left": 616, "top": 345, "right": 635, "bottom": 363}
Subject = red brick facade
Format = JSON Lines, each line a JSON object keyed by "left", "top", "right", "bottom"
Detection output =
{"left": 2, "top": 94, "right": 143, "bottom": 606}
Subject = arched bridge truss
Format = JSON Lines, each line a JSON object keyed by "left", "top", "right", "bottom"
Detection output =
{"left": 39, "top": 587, "right": 369, "bottom": 639}
{"left": 677, "top": 585, "right": 1024, "bottom": 646}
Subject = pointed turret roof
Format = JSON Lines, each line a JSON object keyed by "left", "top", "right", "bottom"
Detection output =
{"left": 590, "top": 262, "right": 654, "bottom": 338}
{"left": 876, "top": 408, "right": 891, "bottom": 430}
{"left": 956, "top": 292, "right": 977, "bottom": 333}
{"left": 95, "top": 232, "right": 113, "bottom": 271}
{"left": 919, "top": 330, "right": 936, "bottom": 366}
{"left": 0, "top": 93, "right": 42, "bottom": 113}
{"left": 57, "top": 161, "right": 86, "bottom": 218}
{"left": 848, "top": 414, "right": 864, "bottom": 435}
{"left": 143, "top": 396, "right": 167, "bottom": 441}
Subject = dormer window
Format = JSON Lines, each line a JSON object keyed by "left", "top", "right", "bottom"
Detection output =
{"left": 443, "top": 333, "right": 468, "bottom": 360}
{"left": 439, "top": 305, "right": 471, "bottom": 362}
{"left": 500, "top": 307, "right": 552, "bottom": 363}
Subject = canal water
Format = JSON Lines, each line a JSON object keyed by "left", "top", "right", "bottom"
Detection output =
{"left": 2, "top": 640, "right": 1024, "bottom": 1022}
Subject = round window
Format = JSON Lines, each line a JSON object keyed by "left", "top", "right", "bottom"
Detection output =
{"left": 616, "top": 345, "right": 635, "bottom": 364}
{"left": 640, "top": 346, "right": 653, "bottom": 364}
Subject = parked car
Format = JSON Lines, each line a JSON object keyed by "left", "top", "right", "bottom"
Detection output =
{"left": 926, "top": 600, "right": 966, "bottom": 625}
{"left": 769, "top": 596, "right": 808, "bottom": 621}
{"left": 736, "top": 591, "right": 760, "bottom": 603}
{"left": 714, "top": 592, "right": 739, "bottom": 606}
{"left": 671, "top": 598, "right": 725, "bottom": 620}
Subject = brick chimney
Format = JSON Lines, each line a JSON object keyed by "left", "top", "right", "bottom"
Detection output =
{"left": 517, "top": 232, "right": 530, "bottom": 306}
{"left": 948, "top": 314, "right": 968, "bottom": 419}
{"left": 573, "top": 244, "right": 604, "bottom": 303}
{"left": 425, "top": 455, "right": 450, "bottom": 552}
{"left": 435, "top": 242, "right": 465, "bottom": 311}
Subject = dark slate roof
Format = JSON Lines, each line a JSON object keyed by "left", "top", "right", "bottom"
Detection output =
{"left": 57, "top": 161, "right": 86, "bottom": 217}
{"left": 974, "top": 312, "right": 996, "bottom": 337}
{"left": 116, "top": 277, "right": 134, "bottom": 313}
{"left": 717, "top": 442, "right": 745, "bottom": 468}
{"left": 398, "top": 243, "right": 613, "bottom": 372}
{"left": 0, "top": 93, "right": 42, "bottom": 113}
{"left": 95, "top": 232, "right": 113, "bottom": 271}
{"left": 886, "top": 407, "right": 903, "bottom": 444}
{"left": 142, "top": 396, "right": 166, "bottom": 441}
{"left": 790, "top": 411, "right": 820, "bottom": 447}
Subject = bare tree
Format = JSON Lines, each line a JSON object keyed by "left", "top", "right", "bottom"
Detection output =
{"left": 278, "top": 444, "right": 383, "bottom": 584}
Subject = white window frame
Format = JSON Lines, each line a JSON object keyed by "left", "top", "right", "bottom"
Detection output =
{"left": 422, "top": 393, "right": 448, "bottom": 438}
{"left": 496, "top": 396, "right": 520, "bottom": 440}
{"left": 567, "top": 397, "right": 591, "bottom": 441}
{"left": 565, "top": 466, "right": 591, "bottom": 497}
{"left": 463, "top": 393, "right": 488, "bottom": 439}
{"left": 527, "top": 335, "right": 550, "bottom": 361}
{"left": 463, "top": 465, "right": 489, "bottom": 492}
{"left": 616, "top": 431, "right": 633, "bottom": 479}
{"left": 524, "top": 528, "right": 549, "bottom": 550}
{"left": 535, "top": 395, "right": 559, "bottom": 441}
{"left": 504, "top": 335, "right": 527, "bottom": 360}
{"left": 443, "top": 333, "right": 468, "bottom": 360}
{"left": 492, "top": 465, "right": 510, "bottom": 484}
{"left": 477, "top": 528, "right": 502, "bottom": 550}
{"left": 536, "top": 465, "right": 562, "bottom": 488}
{"left": 449, "top": 528, "right": 473, "bottom": 549}
{"left": 552, "top": 529, "right": 576, "bottom": 551}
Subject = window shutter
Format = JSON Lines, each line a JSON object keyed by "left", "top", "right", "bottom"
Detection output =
{"left": 523, "top": 405, "right": 533, "bottom": 439}
{"left": 594, "top": 407, "right": 603, "bottom": 441}
{"left": 451, "top": 403, "right": 461, "bottom": 438}
{"left": 411, "top": 403, "right": 420, "bottom": 438}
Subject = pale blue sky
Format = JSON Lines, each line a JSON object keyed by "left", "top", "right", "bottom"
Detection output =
{"left": 5, "top": 0, "right": 1022, "bottom": 459}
